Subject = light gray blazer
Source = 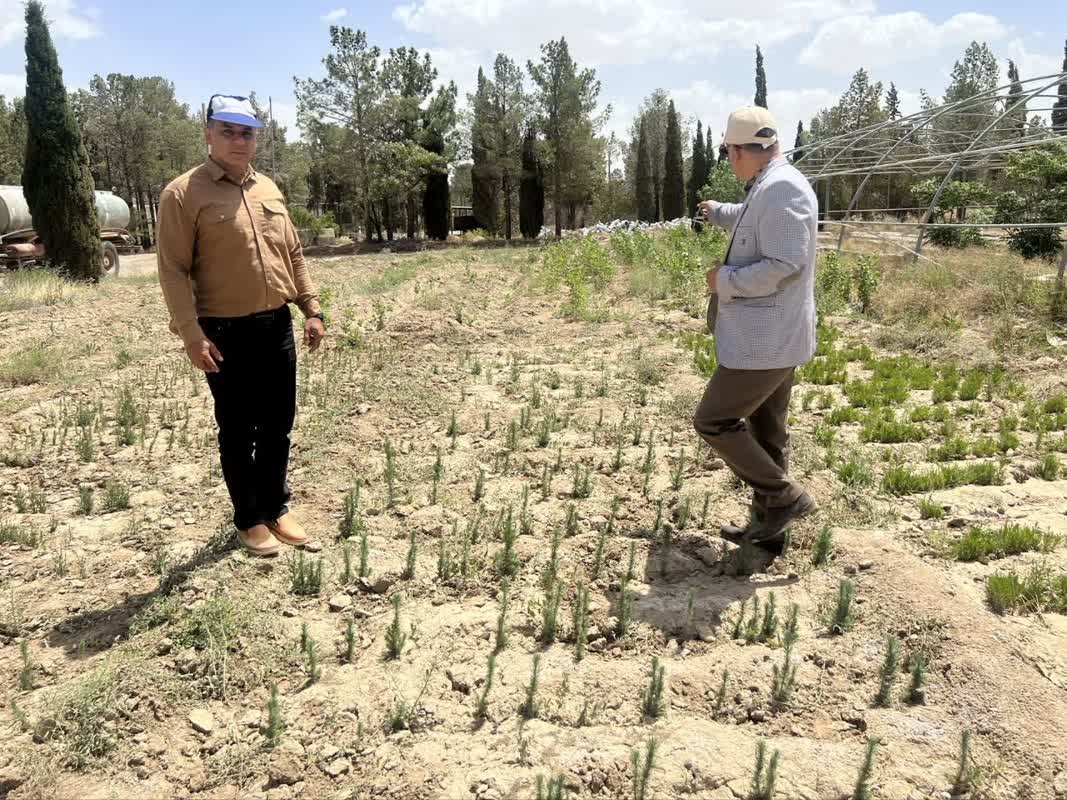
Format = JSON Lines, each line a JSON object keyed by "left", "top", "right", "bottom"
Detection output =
{"left": 707, "top": 156, "right": 817, "bottom": 371}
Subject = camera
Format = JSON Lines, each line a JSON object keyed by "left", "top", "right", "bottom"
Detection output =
{"left": 691, "top": 205, "right": 707, "bottom": 234}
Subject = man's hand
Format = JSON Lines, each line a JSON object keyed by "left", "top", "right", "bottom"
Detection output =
{"left": 705, "top": 265, "right": 721, "bottom": 296}
{"left": 185, "top": 337, "right": 223, "bottom": 373}
{"left": 304, "top": 317, "right": 326, "bottom": 352}
{"left": 696, "top": 199, "right": 718, "bottom": 222}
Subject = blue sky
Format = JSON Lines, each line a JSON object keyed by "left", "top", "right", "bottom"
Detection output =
{"left": 0, "top": 0, "right": 1062, "bottom": 147}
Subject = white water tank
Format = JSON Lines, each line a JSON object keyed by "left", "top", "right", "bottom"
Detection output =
{"left": 0, "top": 185, "right": 131, "bottom": 235}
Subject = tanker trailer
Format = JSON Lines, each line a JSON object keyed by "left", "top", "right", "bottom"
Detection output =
{"left": 0, "top": 185, "right": 139, "bottom": 275}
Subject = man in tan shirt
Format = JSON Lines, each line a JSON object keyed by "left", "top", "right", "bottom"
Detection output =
{"left": 157, "top": 94, "right": 326, "bottom": 556}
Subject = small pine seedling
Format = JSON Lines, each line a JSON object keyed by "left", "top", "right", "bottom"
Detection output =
{"left": 303, "top": 634, "right": 321, "bottom": 683}
{"left": 402, "top": 530, "right": 417, "bottom": 580}
{"left": 495, "top": 507, "right": 521, "bottom": 577}
{"left": 536, "top": 774, "right": 567, "bottom": 800}
{"left": 642, "top": 435, "right": 655, "bottom": 497}
{"left": 19, "top": 640, "right": 34, "bottom": 691}
{"left": 289, "top": 552, "right": 324, "bottom": 596}
{"left": 630, "top": 736, "right": 658, "bottom": 800}
{"left": 344, "top": 618, "right": 357, "bottom": 663}
{"left": 339, "top": 484, "right": 365, "bottom": 538}
{"left": 952, "top": 729, "right": 978, "bottom": 794}
{"left": 78, "top": 485, "right": 93, "bottom": 516}
{"left": 701, "top": 491, "right": 712, "bottom": 527}
{"left": 714, "top": 670, "right": 729, "bottom": 712}
{"left": 641, "top": 656, "right": 667, "bottom": 719}
{"left": 617, "top": 586, "right": 634, "bottom": 638}
{"left": 383, "top": 438, "right": 399, "bottom": 508}
{"left": 341, "top": 541, "right": 354, "bottom": 584}
{"left": 874, "top": 635, "right": 899, "bottom": 707}
{"left": 852, "top": 738, "right": 880, "bottom": 800}
{"left": 565, "top": 504, "right": 579, "bottom": 536}
{"left": 782, "top": 603, "right": 800, "bottom": 650}
{"left": 684, "top": 589, "right": 696, "bottom": 640}
{"left": 537, "top": 417, "right": 551, "bottom": 448}
{"left": 431, "top": 448, "right": 444, "bottom": 505}
{"left": 770, "top": 646, "right": 797, "bottom": 709}
{"left": 625, "top": 540, "right": 637, "bottom": 583}
{"left": 592, "top": 527, "right": 608, "bottom": 581}
{"left": 760, "top": 592, "right": 779, "bottom": 643}
{"left": 264, "top": 684, "right": 284, "bottom": 748}
{"left": 540, "top": 580, "right": 563, "bottom": 644}
{"left": 385, "top": 594, "right": 408, "bottom": 660}
{"left": 832, "top": 579, "right": 856, "bottom": 634}
{"left": 521, "top": 654, "right": 542, "bottom": 719}
{"left": 573, "top": 582, "right": 591, "bottom": 661}
{"left": 612, "top": 433, "right": 624, "bottom": 473}
{"left": 750, "top": 739, "right": 782, "bottom": 800}
{"left": 359, "top": 526, "right": 371, "bottom": 579}
{"left": 473, "top": 467, "right": 486, "bottom": 501}
{"left": 476, "top": 653, "right": 496, "bottom": 719}
{"left": 571, "top": 464, "right": 592, "bottom": 499}
{"left": 495, "top": 580, "right": 510, "bottom": 653}
{"left": 907, "top": 652, "right": 928, "bottom": 705}
{"left": 670, "top": 448, "right": 685, "bottom": 491}
{"left": 812, "top": 526, "right": 834, "bottom": 566}
{"left": 540, "top": 463, "right": 553, "bottom": 500}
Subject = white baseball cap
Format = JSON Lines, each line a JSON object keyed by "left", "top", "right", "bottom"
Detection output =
{"left": 207, "top": 94, "right": 264, "bottom": 128}
{"left": 723, "top": 106, "right": 778, "bottom": 148}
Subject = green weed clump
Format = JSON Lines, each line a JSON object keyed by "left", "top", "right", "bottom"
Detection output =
{"left": 101, "top": 480, "right": 130, "bottom": 512}
{"left": 859, "top": 411, "right": 926, "bottom": 444}
{"left": 540, "top": 237, "right": 616, "bottom": 319}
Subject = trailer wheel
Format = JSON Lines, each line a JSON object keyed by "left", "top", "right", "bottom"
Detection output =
{"left": 101, "top": 242, "right": 119, "bottom": 277}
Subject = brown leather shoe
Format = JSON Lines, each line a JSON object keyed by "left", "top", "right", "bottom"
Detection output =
{"left": 237, "top": 524, "right": 281, "bottom": 557}
{"left": 267, "top": 513, "right": 309, "bottom": 547}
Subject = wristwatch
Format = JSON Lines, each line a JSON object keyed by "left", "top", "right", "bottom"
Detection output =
{"left": 310, "top": 312, "right": 325, "bottom": 326}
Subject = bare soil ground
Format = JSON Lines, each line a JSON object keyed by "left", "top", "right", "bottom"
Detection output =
{"left": 0, "top": 244, "right": 1066, "bottom": 800}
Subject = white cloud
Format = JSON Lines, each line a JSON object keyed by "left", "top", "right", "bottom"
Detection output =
{"left": 394, "top": 0, "right": 874, "bottom": 67}
{"left": 799, "top": 12, "right": 1009, "bottom": 74}
{"left": 424, "top": 46, "right": 485, "bottom": 101}
{"left": 320, "top": 7, "right": 348, "bottom": 22}
{"left": 0, "top": 0, "right": 101, "bottom": 46}
{"left": 0, "top": 72, "right": 21, "bottom": 97}
{"left": 270, "top": 101, "right": 298, "bottom": 132}
{"left": 1002, "top": 38, "right": 1062, "bottom": 83}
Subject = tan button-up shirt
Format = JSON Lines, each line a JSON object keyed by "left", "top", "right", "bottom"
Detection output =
{"left": 156, "top": 158, "right": 320, "bottom": 346}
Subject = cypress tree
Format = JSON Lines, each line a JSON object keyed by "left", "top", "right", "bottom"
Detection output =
{"left": 471, "top": 68, "right": 498, "bottom": 234}
{"left": 662, "top": 100, "right": 685, "bottom": 220}
{"left": 705, "top": 126, "right": 718, "bottom": 174}
{"left": 421, "top": 126, "right": 450, "bottom": 240}
{"left": 754, "top": 45, "right": 768, "bottom": 109}
{"left": 635, "top": 118, "right": 655, "bottom": 222}
{"left": 1006, "top": 60, "right": 1026, "bottom": 139}
{"left": 519, "top": 124, "right": 544, "bottom": 239}
{"left": 791, "top": 121, "right": 805, "bottom": 163}
{"left": 22, "top": 0, "right": 101, "bottom": 282}
{"left": 1053, "top": 40, "right": 1067, "bottom": 133}
{"left": 687, "top": 121, "right": 706, "bottom": 215}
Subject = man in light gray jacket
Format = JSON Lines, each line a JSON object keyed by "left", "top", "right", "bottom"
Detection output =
{"left": 694, "top": 106, "right": 817, "bottom": 548}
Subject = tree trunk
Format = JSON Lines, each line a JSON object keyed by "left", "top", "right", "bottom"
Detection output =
{"left": 502, "top": 170, "right": 513, "bottom": 240}
{"left": 383, "top": 198, "right": 394, "bottom": 242}
{"left": 553, "top": 162, "right": 562, "bottom": 238}
{"left": 406, "top": 193, "right": 416, "bottom": 239}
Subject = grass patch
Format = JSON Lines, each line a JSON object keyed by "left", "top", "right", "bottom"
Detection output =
{"left": 950, "top": 524, "right": 1059, "bottom": 562}
{"left": 859, "top": 410, "right": 926, "bottom": 444}
{"left": 44, "top": 662, "right": 126, "bottom": 768}
{"left": 882, "top": 462, "right": 1001, "bottom": 495}
{"left": 0, "top": 341, "right": 64, "bottom": 385}
{"left": 0, "top": 269, "right": 83, "bottom": 312}
{"left": 986, "top": 565, "right": 1067, "bottom": 615}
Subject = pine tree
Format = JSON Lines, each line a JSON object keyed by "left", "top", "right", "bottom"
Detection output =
{"left": 754, "top": 45, "right": 768, "bottom": 109}
{"left": 687, "top": 121, "right": 706, "bottom": 215}
{"left": 471, "top": 67, "right": 499, "bottom": 234}
{"left": 1054, "top": 40, "right": 1067, "bottom": 133}
{"left": 22, "top": 0, "right": 102, "bottom": 281}
{"left": 635, "top": 118, "right": 656, "bottom": 222}
{"left": 1006, "top": 60, "right": 1026, "bottom": 139}
{"left": 885, "top": 82, "right": 901, "bottom": 120}
{"left": 791, "top": 120, "right": 806, "bottom": 163}
{"left": 662, "top": 100, "right": 685, "bottom": 220}
{"left": 421, "top": 125, "right": 450, "bottom": 239}
{"left": 519, "top": 124, "right": 544, "bottom": 238}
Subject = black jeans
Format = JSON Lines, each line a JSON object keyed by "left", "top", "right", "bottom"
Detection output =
{"left": 200, "top": 305, "right": 297, "bottom": 531}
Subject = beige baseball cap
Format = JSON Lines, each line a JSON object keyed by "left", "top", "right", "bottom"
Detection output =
{"left": 723, "top": 106, "right": 779, "bottom": 147}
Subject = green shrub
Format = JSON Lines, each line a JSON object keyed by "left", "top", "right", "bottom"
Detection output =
{"left": 541, "top": 238, "right": 616, "bottom": 319}
{"left": 950, "top": 524, "right": 1058, "bottom": 562}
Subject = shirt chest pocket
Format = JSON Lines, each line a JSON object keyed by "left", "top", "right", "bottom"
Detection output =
{"left": 260, "top": 199, "right": 289, "bottom": 245}
{"left": 197, "top": 202, "right": 244, "bottom": 253}
{"left": 731, "top": 224, "right": 757, "bottom": 260}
